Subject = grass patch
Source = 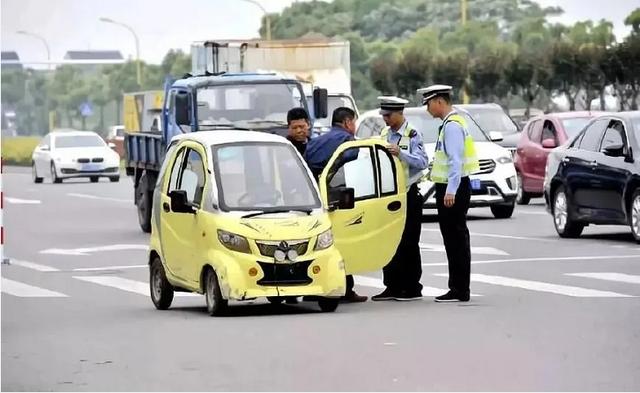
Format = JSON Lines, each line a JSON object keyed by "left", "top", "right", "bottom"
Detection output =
{"left": 2, "top": 137, "right": 40, "bottom": 166}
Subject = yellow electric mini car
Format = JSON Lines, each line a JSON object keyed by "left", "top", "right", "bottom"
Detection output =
{"left": 148, "top": 130, "right": 407, "bottom": 315}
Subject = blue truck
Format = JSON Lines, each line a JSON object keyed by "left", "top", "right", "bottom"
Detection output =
{"left": 125, "top": 45, "right": 328, "bottom": 232}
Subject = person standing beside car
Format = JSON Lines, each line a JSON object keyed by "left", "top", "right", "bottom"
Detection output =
{"left": 419, "top": 85, "right": 480, "bottom": 303}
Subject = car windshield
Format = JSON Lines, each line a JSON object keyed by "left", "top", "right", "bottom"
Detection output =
{"left": 197, "top": 83, "right": 306, "bottom": 131}
{"left": 313, "top": 95, "right": 357, "bottom": 128}
{"left": 632, "top": 116, "right": 640, "bottom": 142}
{"left": 404, "top": 111, "right": 489, "bottom": 144}
{"left": 212, "top": 142, "right": 321, "bottom": 212}
{"left": 462, "top": 107, "right": 519, "bottom": 135}
{"left": 55, "top": 135, "right": 105, "bottom": 148}
{"left": 561, "top": 117, "right": 592, "bottom": 138}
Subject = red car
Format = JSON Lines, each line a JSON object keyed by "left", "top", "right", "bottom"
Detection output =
{"left": 515, "top": 112, "right": 606, "bottom": 204}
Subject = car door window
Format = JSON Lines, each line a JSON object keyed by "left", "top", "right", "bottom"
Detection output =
{"left": 577, "top": 118, "right": 610, "bottom": 152}
{"left": 599, "top": 120, "right": 628, "bottom": 156}
{"left": 541, "top": 120, "right": 556, "bottom": 142}
{"left": 167, "top": 148, "right": 186, "bottom": 194}
{"left": 327, "top": 146, "right": 377, "bottom": 200}
{"left": 180, "top": 149, "right": 206, "bottom": 206}
{"left": 527, "top": 120, "right": 542, "bottom": 144}
{"left": 40, "top": 135, "right": 51, "bottom": 149}
{"left": 376, "top": 146, "right": 397, "bottom": 195}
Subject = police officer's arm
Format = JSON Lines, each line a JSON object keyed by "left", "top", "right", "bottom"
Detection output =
{"left": 443, "top": 122, "right": 464, "bottom": 195}
{"left": 398, "top": 130, "right": 428, "bottom": 170}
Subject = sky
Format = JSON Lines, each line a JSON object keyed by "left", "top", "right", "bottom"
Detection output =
{"left": 1, "top": 0, "right": 639, "bottom": 69}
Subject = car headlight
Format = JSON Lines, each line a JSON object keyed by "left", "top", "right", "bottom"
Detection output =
{"left": 217, "top": 230, "right": 250, "bottom": 253}
{"left": 497, "top": 156, "right": 513, "bottom": 164}
{"left": 315, "top": 229, "right": 334, "bottom": 250}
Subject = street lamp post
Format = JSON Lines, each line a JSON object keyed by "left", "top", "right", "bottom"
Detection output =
{"left": 16, "top": 30, "right": 51, "bottom": 70}
{"left": 461, "top": 0, "right": 470, "bottom": 104}
{"left": 99, "top": 17, "right": 142, "bottom": 87}
{"left": 240, "top": 0, "right": 271, "bottom": 40}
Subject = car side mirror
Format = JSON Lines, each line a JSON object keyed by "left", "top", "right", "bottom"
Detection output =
{"left": 542, "top": 138, "right": 557, "bottom": 149}
{"left": 175, "top": 92, "right": 191, "bottom": 126}
{"left": 169, "top": 190, "right": 196, "bottom": 214}
{"left": 313, "top": 88, "right": 328, "bottom": 119}
{"left": 489, "top": 131, "right": 503, "bottom": 142}
{"left": 602, "top": 143, "right": 624, "bottom": 157}
{"left": 328, "top": 187, "right": 355, "bottom": 211}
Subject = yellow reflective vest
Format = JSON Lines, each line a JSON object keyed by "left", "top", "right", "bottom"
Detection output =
{"left": 429, "top": 113, "right": 480, "bottom": 184}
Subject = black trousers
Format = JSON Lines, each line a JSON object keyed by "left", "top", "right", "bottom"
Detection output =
{"left": 383, "top": 183, "right": 423, "bottom": 293}
{"left": 435, "top": 177, "right": 471, "bottom": 295}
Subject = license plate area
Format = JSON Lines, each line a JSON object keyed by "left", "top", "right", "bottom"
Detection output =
{"left": 470, "top": 179, "right": 482, "bottom": 190}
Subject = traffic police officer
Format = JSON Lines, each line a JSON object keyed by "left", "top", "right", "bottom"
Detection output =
{"left": 418, "top": 85, "right": 480, "bottom": 303}
{"left": 371, "top": 96, "right": 428, "bottom": 301}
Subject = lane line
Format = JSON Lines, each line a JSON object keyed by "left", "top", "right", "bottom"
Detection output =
{"left": 5, "top": 197, "right": 41, "bottom": 204}
{"left": 420, "top": 242, "right": 508, "bottom": 256}
{"left": 7, "top": 260, "right": 59, "bottom": 272}
{"left": 41, "top": 244, "right": 148, "bottom": 256}
{"left": 354, "top": 275, "right": 482, "bottom": 297}
{"left": 422, "top": 254, "right": 640, "bottom": 267}
{"left": 566, "top": 272, "right": 640, "bottom": 285}
{"left": 434, "top": 273, "right": 635, "bottom": 298}
{"left": 67, "top": 193, "right": 129, "bottom": 203}
{"left": 1, "top": 278, "right": 68, "bottom": 297}
{"left": 73, "top": 276, "right": 198, "bottom": 297}
{"left": 72, "top": 264, "right": 147, "bottom": 272}
{"left": 421, "top": 228, "right": 554, "bottom": 242}
{"left": 517, "top": 211, "right": 549, "bottom": 216}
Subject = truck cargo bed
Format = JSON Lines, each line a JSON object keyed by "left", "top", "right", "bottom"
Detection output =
{"left": 124, "top": 132, "right": 166, "bottom": 172}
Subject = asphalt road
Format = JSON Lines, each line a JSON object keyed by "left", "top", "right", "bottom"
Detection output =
{"left": 2, "top": 166, "right": 640, "bottom": 391}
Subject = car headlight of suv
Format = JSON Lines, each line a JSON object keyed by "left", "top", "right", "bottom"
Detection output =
{"left": 315, "top": 229, "right": 334, "bottom": 250}
{"left": 217, "top": 230, "right": 251, "bottom": 253}
{"left": 497, "top": 156, "right": 513, "bottom": 164}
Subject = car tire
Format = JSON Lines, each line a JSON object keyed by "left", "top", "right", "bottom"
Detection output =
{"left": 90, "top": 176, "right": 99, "bottom": 183}
{"left": 318, "top": 297, "right": 339, "bottom": 312}
{"left": 553, "top": 186, "right": 584, "bottom": 238}
{"left": 136, "top": 173, "right": 153, "bottom": 233}
{"left": 630, "top": 189, "right": 640, "bottom": 244}
{"left": 32, "top": 162, "right": 43, "bottom": 184}
{"left": 149, "top": 257, "right": 174, "bottom": 310}
{"left": 50, "top": 162, "right": 62, "bottom": 184}
{"left": 204, "top": 268, "right": 227, "bottom": 316}
{"left": 491, "top": 203, "right": 515, "bottom": 219}
{"left": 109, "top": 176, "right": 120, "bottom": 183}
{"left": 516, "top": 174, "right": 530, "bottom": 205}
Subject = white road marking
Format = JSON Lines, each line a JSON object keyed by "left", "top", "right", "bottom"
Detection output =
{"left": 421, "top": 228, "right": 554, "bottom": 242}
{"left": 434, "top": 273, "right": 634, "bottom": 298}
{"left": 8, "top": 260, "right": 59, "bottom": 272}
{"left": 1, "top": 278, "right": 67, "bottom": 297}
{"left": 422, "top": 254, "right": 640, "bottom": 267}
{"left": 566, "top": 272, "right": 640, "bottom": 285}
{"left": 41, "top": 244, "right": 148, "bottom": 256}
{"left": 67, "top": 193, "right": 129, "bottom": 203}
{"left": 5, "top": 197, "right": 41, "bottom": 204}
{"left": 354, "top": 275, "right": 481, "bottom": 297}
{"left": 72, "top": 264, "right": 147, "bottom": 272}
{"left": 517, "top": 210, "right": 549, "bottom": 216}
{"left": 73, "top": 276, "right": 198, "bottom": 297}
{"left": 420, "top": 242, "right": 508, "bottom": 256}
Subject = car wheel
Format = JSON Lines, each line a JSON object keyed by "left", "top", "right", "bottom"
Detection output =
{"left": 110, "top": 176, "right": 120, "bottom": 183}
{"left": 204, "top": 268, "right": 227, "bottom": 316}
{"left": 32, "top": 162, "right": 43, "bottom": 184}
{"left": 318, "top": 297, "right": 339, "bottom": 312}
{"left": 490, "top": 203, "right": 515, "bottom": 219}
{"left": 630, "top": 189, "right": 640, "bottom": 243}
{"left": 553, "top": 186, "right": 584, "bottom": 238}
{"left": 516, "top": 174, "right": 530, "bottom": 205}
{"left": 136, "top": 173, "right": 152, "bottom": 233}
{"left": 90, "top": 176, "right": 99, "bottom": 183}
{"left": 149, "top": 257, "right": 174, "bottom": 310}
{"left": 50, "top": 162, "right": 62, "bottom": 183}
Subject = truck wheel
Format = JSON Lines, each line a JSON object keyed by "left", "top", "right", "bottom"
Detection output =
{"left": 204, "top": 268, "right": 227, "bottom": 316}
{"left": 136, "top": 173, "right": 152, "bottom": 233}
{"left": 491, "top": 203, "right": 515, "bottom": 219}
{"left": 150, "top": 257, "right": 174, "bottom": 310}
{"left": 318, "top": 298, "right": 339, "bottom": 312}
{"left": 553, "top": 186, "right": 584, "bottom": 238}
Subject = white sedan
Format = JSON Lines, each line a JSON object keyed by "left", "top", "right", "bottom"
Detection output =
{"left": 32, "top": 130, "right": 121, "bottom": 184}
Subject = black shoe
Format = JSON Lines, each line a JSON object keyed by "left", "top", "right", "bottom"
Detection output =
{"left": 394, "top": 290, "right": 423, "bottom": 301}
{"left": 434, "top": 290, "right": 470, "bottom": 302}
{"left": 371, "top": 288, "right": 397, "bottom": 301}
{"left": 341, "top": 291, "right": 368, "bottom": 303}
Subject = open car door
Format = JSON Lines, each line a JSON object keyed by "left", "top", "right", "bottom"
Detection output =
{"left": 319, "top": 139, "right": 407, "bottom": 274}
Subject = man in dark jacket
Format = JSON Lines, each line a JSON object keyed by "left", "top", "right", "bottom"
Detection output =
{"left": 304, "top": 107, "right": 367, "bottom": 303}
{"left": 286, "top": 107, "right": 310, "bottom": 155}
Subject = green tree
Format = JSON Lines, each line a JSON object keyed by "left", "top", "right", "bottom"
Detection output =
{"left": 506, "top": 49, "right": 552, "bottom": 117}
{"left": 624, "top": 7, "right": 640, "bottom": 35}
{"left": 432, "top": 50, "right": 469, "bottom": 103}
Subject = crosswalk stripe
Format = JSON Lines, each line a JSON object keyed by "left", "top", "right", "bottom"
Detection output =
{"left": 8, "top": 260, "right": 59, "bottom": 272}
{"left": 354, "top": 275, "right": 482, "bottom": 297}
{"left": 566, "top": 273, "right": 640, "bottom": 285}
{"left": 1, "top": 278, "right": 68, "bottom": 297}
{"left": 434, "top": 273, "right": 634, "bottom": 298}
{"left": 73, "top": 276, "right": 199, "bottom": 297}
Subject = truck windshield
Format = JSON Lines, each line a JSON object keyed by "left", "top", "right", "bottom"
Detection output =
{"left": 212, "top": 142, "right": 321, "bottom": 212}
{"left": 196, "top": 83, "right": 305, "bottom": 130}
{"left": 313, "top": 95, "right": 357, "bottom": 129}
